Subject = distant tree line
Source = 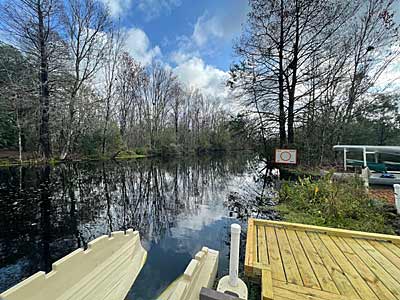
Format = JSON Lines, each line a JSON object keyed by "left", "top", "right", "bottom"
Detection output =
{"left": 0, "top": 0, "right": 251, "bottom": 162}
{"left": 230, "top": 0, "right": 400, "bottom": 164}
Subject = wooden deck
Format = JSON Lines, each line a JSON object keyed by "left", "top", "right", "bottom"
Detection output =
{"left": 245, "top": 218, "right": 400, "bottom": 300}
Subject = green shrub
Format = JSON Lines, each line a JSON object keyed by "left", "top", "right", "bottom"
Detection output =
{"left": 77, "top": 123, "right": 122, "bottom": 157}
{"left": 134, "top": 146, "right": 149, "bottom": 156}
{"left": 78, "top": 129, "right": 103, "bottom": 156}
{"left": 277, "top": 174, "right": 394, "bottom": 234}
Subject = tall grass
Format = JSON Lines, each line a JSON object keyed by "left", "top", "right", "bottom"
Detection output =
{"left": 277, "top": 173, "right": 394, "bottom": 234}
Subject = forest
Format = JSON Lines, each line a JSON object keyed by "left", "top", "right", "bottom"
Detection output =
{"left": 230, "top": 0, "right": 400, "bottom": 164}
{"left": 0, "top": 0, "right": 399, "bottom": 165}
{"left": 0, "top": 0, "right": 250, "bottom": 163}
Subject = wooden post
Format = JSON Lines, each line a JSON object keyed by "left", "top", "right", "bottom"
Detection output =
{"left": 394, "top": 184, "right": 400, "bottom": 215}
{"left": 361, "top": 167, "right": 370, "bottom": 190}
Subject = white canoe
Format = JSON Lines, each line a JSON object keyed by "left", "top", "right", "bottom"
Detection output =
{"left": 157, "top": 247, "right": 219, "bottom": 300}
{"left": 0, "top": 229, "right": 147, "bottom": 300}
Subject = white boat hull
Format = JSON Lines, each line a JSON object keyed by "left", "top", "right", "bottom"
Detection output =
{"left": 0, "top": 229, "right": 147, "bottom": 300}
{"left": 158, "top": 247, "right": 219, "bottom": 300}
{"left": 369, "top": 173, "right": 400, "bottom": 186}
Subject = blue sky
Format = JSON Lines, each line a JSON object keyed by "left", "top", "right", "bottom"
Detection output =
{"left": 99, "top": 0, "right": 250, "bottom": 97}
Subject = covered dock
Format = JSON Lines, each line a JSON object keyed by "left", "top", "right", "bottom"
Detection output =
{"left": 333, "top": 145, "right": 400, "bottom": 171}
{"left": 245, "top": 219, "right": 400, "bottom": 300}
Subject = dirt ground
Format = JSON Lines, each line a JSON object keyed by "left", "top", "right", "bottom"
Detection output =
{"left": 369, "top": 187, "right": 395, "bottom": 204}
{"left": 0, "top": 150, "right": 34, "bottom": 160}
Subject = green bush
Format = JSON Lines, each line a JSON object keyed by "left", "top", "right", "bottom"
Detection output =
{"left": 277, "top": 174, "right": 393, "bottom": 234}
{"left": 134, "top": 146, "right": 149, "bottom": 156}
{"left": 0, "top": 111, "right": 17, "bottom": 148}
{"left": 78, "top": 129, "right": 103, "bottom": 156}
{"left": 77, "top": 123, "right": 122, "bottom": 157}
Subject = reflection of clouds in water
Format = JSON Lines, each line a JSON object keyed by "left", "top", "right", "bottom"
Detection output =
{"left": 0, "top": 154, "right": 258, "bottom": 297}
{"left": 164, "top": 184, "right": 230, "bottom": 255}
{"left": 228, "top": 173, "right": 258, "bottom": 193}
{"left": 172, "top": 203, "right": 225, "bottom": 236}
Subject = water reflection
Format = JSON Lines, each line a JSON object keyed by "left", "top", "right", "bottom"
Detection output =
{"left": 0, "top": 154, "right": 257, "bottom": 299}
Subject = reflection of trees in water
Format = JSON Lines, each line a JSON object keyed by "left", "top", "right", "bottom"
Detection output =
{"left": 94, "top": 157, "right": 243, "bottom": 243}
{"left": 0, "top": 154, "right": 254, "bottom": 292}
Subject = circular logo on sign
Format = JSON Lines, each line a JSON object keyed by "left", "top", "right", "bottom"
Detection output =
{"left": 280, "top": 151, "right": 292, "bottom": 162}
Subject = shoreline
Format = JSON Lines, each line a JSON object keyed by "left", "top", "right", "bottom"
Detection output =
{"left": 0, "top": 149, "right": 255, "bottom": 168}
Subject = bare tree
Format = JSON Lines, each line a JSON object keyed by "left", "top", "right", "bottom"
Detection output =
{"left": 100, "top": 28, "right": 124, "bottom": 155}
{"left": 60, "top": 0, "right": 111, "bottom": 159}
{"left": 115, "top": 52, "right": 146, "bottom": 140}
{"left": 0, "top": 0, "right": 61, "bottom": 159}
{"left": 170, "top": 82, "right": 183, "bottom": 144}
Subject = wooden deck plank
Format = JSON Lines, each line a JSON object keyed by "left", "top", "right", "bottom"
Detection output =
{"left": 275, "top": 228, "right": 302, "bottom": 285}
{"left": 258, "top": 225, "right": 269, "bottom": 266}
{"left": 265, "top": 226, "right": 286, "bottom": 282}
{"left": 262, "top": 268, "right": 274, "bottom": 300}
{"left": 319, "top": 234, "right": 378, "bottom": 300}
{"left": 273, "top": 287, "right": 323, "bottom": 300}
{"left": 253, "top": 219, "right": 400, "bottom": 245}
{"left": 296, "top": 231, "right": 339, "bottom": 294}
{"left": 245, "top": 219, "right": 400, "bottom": 300}
{"left": 307, "top": 232, "right": 359, "bottom": 298}
{"left": 273, "top": 280, "right": 360, "bottom": 300}
{"left": 273, "top": 287, "right": 336, "bottom": 300}
{"left": 342, "top": 237, "right": 400, "bottom": 299}
{"left": 369, "top": 240, "right": 400, "bottom": 272}
{"left": 285, "top": 230, "right": 320, "bottom": 289}
{"left": 382, "top": 242, "right": 400, "bottom": 259}
{"left": 358, "top": 239, "right": 400, "bottom": 284}
{"left": 255, "top": 225, "right": 259, "bottom": 264}
{"left": 332, "top": 236, "right": 396, "bottom": 300}
{"left": 245, "top": 218, "right": 255, "bottom": 276}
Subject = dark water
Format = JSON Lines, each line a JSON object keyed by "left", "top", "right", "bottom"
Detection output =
{"left": 0, "top": 154, "right": 261, "bottom": 299}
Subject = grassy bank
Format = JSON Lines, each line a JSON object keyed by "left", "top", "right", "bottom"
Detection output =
{"left": 0, "top": 150, "right": 148, "bottom": 168}
{"left": 280, "top": 165, "right": 321, "bottom": 178}
{"left": 275, "top": 173, "right": 397, "bottom": 234}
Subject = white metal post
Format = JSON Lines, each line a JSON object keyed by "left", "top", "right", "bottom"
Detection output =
{"left": 217, "top": 223, "right": 248, "bottom": 299}
{"left": 394, "top": 184, "right": 400, "bottom": 215}
{"left": 363, "top": 147, "right": 367, "bottom": 167}
{"left": 229, "top": 224, "right": 241, "bottom": 287}
{"left": 344, "top": 148, "right": 347, "bottom": 171}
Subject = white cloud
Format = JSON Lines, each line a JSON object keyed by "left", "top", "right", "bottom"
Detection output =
{"left": 137, "top": 0, "right": 182, "bottom": 21}
{"left": 372, "top": 45, "right": 400, "bottom": 92}
{"left": 125, "top": 28, "right": 161, "bottom": 65}
{"left": 192, "top": 14, "right": 225, "bottom": 47}
{"left": 173, "top": 56, "right": 229, "bottom": 98}
{"left": 99, "top": 0, "right": 133, "bottom": 17}
{"left": 170, "top": 49, "right": 196, "bottom": 65}
{"left": 191, "top": 5, "right": 248, "bottom": 47}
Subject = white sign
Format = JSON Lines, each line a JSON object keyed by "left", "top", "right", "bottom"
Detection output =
{"left": 275, "top": 149, "right": 297, "bottom": 165}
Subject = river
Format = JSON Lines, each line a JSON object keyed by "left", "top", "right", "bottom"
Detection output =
{"left": 0, "top": 153, "right": 263, "bottom": 299}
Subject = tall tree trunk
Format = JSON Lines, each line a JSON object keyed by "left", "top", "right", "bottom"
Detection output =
{"left": 102, "top": 98, "right": 110, "bottom": 155}
{"left": 287, "top": 0, "right": 300, "bottom": 145}
{"left": 174, "top": 109, "right": 179, "bottom": 144}
{"left": 60, "top": 89, "right": 78, "bottom": 160}
{"left": 38, "top": 2, "right": 51, "bottom": 160}
{"left": 278, "top": 0, "right": 286, "bottom": 147}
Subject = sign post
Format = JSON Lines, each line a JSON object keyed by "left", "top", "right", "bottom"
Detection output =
{"left": 275, "top": 149, "right": 297, "bottom": 165}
